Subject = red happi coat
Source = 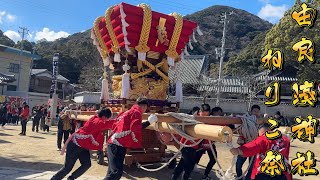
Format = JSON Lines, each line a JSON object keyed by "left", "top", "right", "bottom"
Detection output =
{"left": 20, "top": 106, "right": 30, "bottom": 120}
{"left": 239, "top": 135, "right": 292, "bottom": 180}
{"left": 107, "top": 104, "right": 144, "bottom": 149}
{"left": 72, "top": 115, "right": 115, "bottom": 150}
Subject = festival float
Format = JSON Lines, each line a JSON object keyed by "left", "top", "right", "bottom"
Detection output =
{"left": 71, "top": 2, "right": 275, "bottom": 171}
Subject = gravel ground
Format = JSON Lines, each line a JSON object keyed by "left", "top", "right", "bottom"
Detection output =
{"left": 0, "top": 123, "right": 319, "bottom": 180}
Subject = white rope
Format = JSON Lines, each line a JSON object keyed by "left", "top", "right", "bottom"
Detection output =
{"left": 209, "top": 140, "right": 224, "bottom": 178}
{"left": 239, "top": 114, "right": 258, "bottom": 142}
{"left": 137, "top": 146, "right": 182, "bottom": 172}
{"left": 137, "top": 113, "right": 203, "bottom": 172}
{"left": 207, "top": 114, "right": 258, "bottom": 180}
{"left": 137, "top": 113, "right": 258, "bottom": 178}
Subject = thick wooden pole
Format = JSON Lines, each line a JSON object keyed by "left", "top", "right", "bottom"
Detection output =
{"left": 276, "top": 127, "right": 291, "bottom": 134}
{"left": 69, "top": 111, "right": 267, "bottom": 125}
{"left": 69, "top": 114, "right": 233, "bottom": 142}
{"left": 146, "top": 122, "right": 232, "bottom": 142}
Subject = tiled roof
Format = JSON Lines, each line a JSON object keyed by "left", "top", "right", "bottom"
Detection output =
{"left": 31, "top": 69, "right": 69, "bottom": 82}
{"left": 169, "top": 55, "right": 208, "bottom": 84}
{"left": 31, "top": 69, "right": 47, "bottom": 75}
{"left": 0, "top": 44, "right": 41, "bottom": 59}
{"left": 256, "top": 76, "right": 298, "bottom": 82}
{"left": 199, "top": 70, "right": 298, "bottom": 94}
{"left": 254, "top": 70, "right": 298, "bottom": 82}
{"left": 199, "top": 77, "right": 250, "bottom": 94}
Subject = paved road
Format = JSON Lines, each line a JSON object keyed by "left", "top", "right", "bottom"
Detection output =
{"left": 1, "top": 123, "right": 320, "bottom": 179}
{"left": 0, "top": 167, "right": 100, "bottom": 180}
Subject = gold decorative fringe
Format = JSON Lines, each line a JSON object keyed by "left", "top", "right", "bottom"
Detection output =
{"left": 93, "top": 16, "right": 109, "bottom": 59}
{"left": 165, "top": 13, "right": 183, "bottom": 59}
{"left": 105, "top": 6, "right": 120, "bottom": 54}
{"left": 135, "top": 4, "right": 152, "bottom": 53}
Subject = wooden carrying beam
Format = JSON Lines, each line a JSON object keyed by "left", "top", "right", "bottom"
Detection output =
{"left": 69, "top": 111, "right": 267, "bottom": 125}
{"left": 145, "top": 121, "right": 233, "bottom": 142}
{"left": 276, "top": 127, "right": 291, "bottom": 134}
{"left": 69, "top": 113, "right": 232, "bottom": 142}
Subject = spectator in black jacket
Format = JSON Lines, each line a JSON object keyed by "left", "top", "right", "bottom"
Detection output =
{"left": 32, "top": 106, "right": 43, "bottom": 132}
{"left": 275, "top": 111, "right": 287, "bottom": 126}
{"left": 1, "top": 104, "right": 8, "bottom": 127}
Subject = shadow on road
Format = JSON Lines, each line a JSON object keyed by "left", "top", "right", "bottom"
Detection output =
{"left": 0, "top": 156, "right": 62, "bottom": 172}
{"left": 0, "top": 132, "right": 14, "bottom": 136}
{"left": 0, "top": 139, "right": 11, "bottom": 144}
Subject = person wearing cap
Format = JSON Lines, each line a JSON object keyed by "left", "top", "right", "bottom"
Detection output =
{"left": 104, "top": 98, "right": 158, "bottom": 180}
{"left": 19, "top": 102, "right": 30, "bottom": 136}
{"left": 51, "top": 108, "right": 115, "bottom": 180}
{"left": 57, "top": 104, "right": 75, "bottom": 151}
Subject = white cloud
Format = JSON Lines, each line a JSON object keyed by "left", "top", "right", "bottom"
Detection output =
{"left": 34, "top": 27, "right": 70, "bottom": 41}
{"left": 6, "top": 14, "right": 17, "bottom": 22}
{"left": 258, "top": 4, "right": 289, "bottom": 24}
{"left": 27, "top": 32, "right": 33, "bottom": 40}
{"left": 0, "top": 11, "right": 17, "bottom": 23}
{"left": 4, "top": 30, "right": 21, "bottom": 43}
{"left": 0, "top": 11, "right": 6, "bottom": 23}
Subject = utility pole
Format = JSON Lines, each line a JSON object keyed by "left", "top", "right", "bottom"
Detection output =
{"left": 216, "top": 11, "right": 233, "bottom": 106}
{"left": 51, "top": 53, "right": 59, "bottom": 126}
{"left": 27, "top": 47, "right": 36, "bottom": 93}
{"left": 17, "top": 27, "right": 29, "bottom": 91}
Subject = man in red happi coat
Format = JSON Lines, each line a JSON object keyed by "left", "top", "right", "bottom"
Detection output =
{"left": 230, "top": 123, "right": 292, "bottom": 180}
{"left": 104, "top": 98, "right": 158, "bottom": 180}
{"left": 52, "top": 108, "right": 114, "bottom": 180}
{"left": 19, "top": 102, "right": 30, "bottom": 136}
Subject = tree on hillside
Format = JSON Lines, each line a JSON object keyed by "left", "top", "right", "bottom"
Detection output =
{"left": 226, "top": 1, "right": 320, "bottom": 81}
{"left": 34, "top": 30, "right": 101, "bottom": 84}
{"left": 224, "top": 31, "right": 267, "bottom": 76}
{"left": 263, "top": 1, "right": 320, "bottom": 80}
{"left": 79, "top": 64, "right": 104, "bottom": 92}
{"left": 14, "top": 40, "right": 34, "bottom": 52}
{"left": 185, "top": 5, "right": 272, "bottom": 69}
{"left": 0, "top": 30, "right": 15, "bottom": 47}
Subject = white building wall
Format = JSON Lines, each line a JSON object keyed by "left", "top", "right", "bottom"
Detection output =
{"left": 170, "top": 96, "right": 320, "bottom": 118}
{"left": 72, "top": 93, "right": 320, "bottom": 118}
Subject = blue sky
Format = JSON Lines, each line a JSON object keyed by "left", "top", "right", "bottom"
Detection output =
{"left": 0, "top": 0, "right": 294, "bottom": 43}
